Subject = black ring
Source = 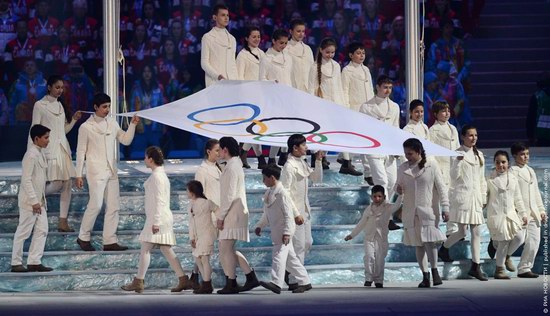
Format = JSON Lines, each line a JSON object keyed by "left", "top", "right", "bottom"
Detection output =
{"left": 245, "top": 117, "right": 321, "bottom": 137}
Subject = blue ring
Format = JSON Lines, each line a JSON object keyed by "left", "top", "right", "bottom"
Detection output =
{"left": 187, "top": 103, "right": 261, "bottom": 126}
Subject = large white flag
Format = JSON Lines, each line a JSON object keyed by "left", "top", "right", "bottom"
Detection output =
{"left": 120, "top": 80, "right": 457, "bottom": 156}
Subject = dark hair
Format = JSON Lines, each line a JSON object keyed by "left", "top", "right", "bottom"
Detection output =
{"left": 371, "top": 185, "right": 385, "bottom": 196}
{"left": 30, "top": 124, "right": 50, "bottom": 141}
{"left": 409, "top": 99, "right": 424, "bottom": 112}
{"left": 47, "top": 74, "right": 63, "bottom": 87}
{"left": 219, "top": 136, "right": 239, "bottom": 157}
{"left": 204, "top": 138, "right": 220, "bottom": 158}
{"left": 146, "top": 146, "right": 164, "bottom": 166}
{"left": 262, "top": 164, "right": 281, "bottom": 180}
{"left": 439, "top": 19, "right": 454, "bottom": 30}
{"left": 511, "top": 142, "right": 529, "bottom": 156}
{"left": 461, "top": 124, "right": 483, "bottom": 166}
{"left": 376, "top": 74, "right": 393, "bottom": 86}
{"left": 287, "top": 134, "right": 306, "bottom": 153}
{"left": 140, "top": 64, "right": 159, "bottom": 93}
{"left": 244, "top": 27, "right": 261, "bottom": 60}
{"left": 212, "top": 4, "right": 228, "bottom": 15}
{"left": 272, "top": 29, "right": 289, "bottom": 42}
{"left": 315, "top": 38, "right": 337, "bottom": 97}
{"left": 187, "top": 180, "right": 207, "bottom": 200}
{"left": 346, "top": 42, "right": 365, "bottom": 58}
{"left": 494, "top": 150, "right": 509, "bottom": 163}
{"left": 289, "top": 18, "right": 305, "bottom": 30}
{"left": 93, "top": 93, "right": 111, "bottom": 108}
{"left": 431, "top": 100, "right": 450, "bottom": 116}
{"left": 403, "top": 138, "right": 427, "bottom": 169}
{"left": 46, "top": 75, "right": 72, "bottom": 122}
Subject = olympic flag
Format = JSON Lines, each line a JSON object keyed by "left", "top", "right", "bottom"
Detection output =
{"left": 120, "top": 80, "right": 457, "bottom": 156}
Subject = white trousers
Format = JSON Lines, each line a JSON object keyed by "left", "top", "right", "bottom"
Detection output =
{"left": 495, "top": 231, "right": 525, "bottom": 267}
{"left": 366, "top": 156, "right": 396, "bottom": 197}
{"left": 364, "top": 236, "right": 389, "bottom": 283}
{"left": 361, "top": 155, "right": 371, "bottom": 177}
{"left": 242, "top": 143, "right": 262, "bottom": 156}
{"left": 518, "top": 219, "right": 540, "bottom": 274}
{"left": 78, "top": 175, "right": 120, "bottom": 245}
{"left": 11, "top": 208, "right": 48, "bottom": 265}
{"left": 45, "top": 180, "right": 72, "bottom": 218}
{"left": 289, "top": 218, "right": 312, "bottom": 284}
{"left": 271, "top": 240, "right": 310, "bottom": 288}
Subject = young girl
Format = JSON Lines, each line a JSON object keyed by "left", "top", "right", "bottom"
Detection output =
{"left": 396, "top": 138, "right": 447, "bottom": 288}
{"left": 486, "top": 150, "right": 527, "bottom": 279}
{"left": 438, "top": 125, "right": 488, "bottom": 281}
{"left": 187, "top": 180, "right": 218, "bottom": 294}
{"left": 31, "top": 75, "right": 81, "bottom": 232}
{"left": 122, "top": 146, "right": 190, "bottom": 293}
{"left": 236, "top": 27, "right": 266, "bottom": 169}
{"left": 286, "top": 19, "right": 314, "bottom": 93}
{"left": 403, "top": 100, "right": 429, "bottom": 140}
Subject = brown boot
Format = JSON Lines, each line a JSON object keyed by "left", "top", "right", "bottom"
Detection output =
{"left": 186, "top": 272, "right": 200, "bottom": 290}
{"left": 494, "top": 266, "right": 510, "bottom": 280}
{"left": 194, "top": 280, "right": 214, "bottom": 294}
{"left": 171, "top": 275, "right": 190, "bottom": 292}
{"left": 121, "top": 277, "right": 144, "bottom": 293}
{"left": 58, "top": 218, "right": 74, "bottom": 232}
{"left": 468, "top": 262, "right": 488, "bottom": 281}
{"left": 505, "top": 255, "right": 516, "bottom": 272}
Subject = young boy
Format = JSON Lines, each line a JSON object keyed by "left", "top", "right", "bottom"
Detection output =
{"left": 255, "top": 164, "right": 312, "bottom": 294}
{"left": 345, "top": 185, "right": 402, "bottom": 288}
{"left": 428, "top": 100, "right": 460, "bottom": 236}
{"left": 285, "top": 19, "right": 314, "bottom": 93}
{"left": 510, "top": 142, "right": 547, "bottom": 278}
{"left": 200, "top": 4, "right": 238, "bottom": 87}
{"left": 75, "top": 93, "right": 139, "bottom": 251}
{"left": 11, "top": 124, "right": 53, "bottom": 272}
{"left": 281, "top": 134, "right": 323, "bottom": 289}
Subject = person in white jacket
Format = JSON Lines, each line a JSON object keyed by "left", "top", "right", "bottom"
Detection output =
{"left": 281, "top": 134, "right": 323, "bottom": 290}
{"left": 260, "top": 29, "right": 293, "bottom": 167}
{"left": 486, "top": 150, "right": 527, "bottom": 280}
{"left": 255, "top": 164, "right": 312, "bottom": 294}
{"left": 122, "top": 146, "right": 190, "bottom": 293}
{"left": 11, "top": 125, "right": 53, "bottom": 273}
{"left": 396, "top": 138, "right": 448, "bottom": 288}
{"left": 345, "top": 185, "right": 403, "bottom": 288}
{"left": 30, "top": 75, "right": 82, "bottom": 232}
{"left": 216, "top": 136, "right": 259, "bottom": 294}
{"left": 75, "top": 93, "right": 139, "bottom": 252}
{"left": 236, "top": 26, "right": 266, "bottom": 169}
{"left": 438, "top": 125, "right": 488, "bottom": 281}
{"left": 200, "top": 4, "right": 238, "bottom": 87}
{"left": 286, "top": 19, "right": 313, "bottom": 93}
{"left": 510, "top": 142, "right": 547, "bottom": 278}
{"left": 403, "top": 100, "right": 430, "bottom": 140}
{"left": 187, "top": 180, "right": 218, "bottom": 294}
{"left": 428, "top": 100, "right": 460, "bottom": 236}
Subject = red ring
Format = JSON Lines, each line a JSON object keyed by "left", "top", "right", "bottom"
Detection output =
{"left": 306, "top": 131, "right": 381, "bottom": 149}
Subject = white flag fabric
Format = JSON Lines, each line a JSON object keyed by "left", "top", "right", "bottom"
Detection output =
{"left": 120, "top": 80, "right": 457, "bottom": 156}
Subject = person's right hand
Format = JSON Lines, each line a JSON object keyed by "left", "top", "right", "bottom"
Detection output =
{"left": 191, "top": 239, "right": 196, "bottom": 248}
{"left": 255, "top": 227, "right": 261, "bottom": 236}
{"left": 75, "top": 177, "right": 84, "bottom": 189}
{"left": 315, "top": 151, "right": 326, "bottom": 160}
{"left": 294, "top": 215, "right": 304, "bottom": 225}
{"left": 344, "top": 235, "right": 352, "bottom": 241}
{"left": 32, "top": 203, "right": 42, "bottom": 215}
{"left": 218, "top": 74, "right": 226, "bottom": 80}
{"left": 396, "top": 184, "right": 403, "bottom": 195}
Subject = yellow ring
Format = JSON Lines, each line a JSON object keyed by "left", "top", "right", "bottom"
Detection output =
{"left": 194, "top": 119, "right": 268, "bottom": 136}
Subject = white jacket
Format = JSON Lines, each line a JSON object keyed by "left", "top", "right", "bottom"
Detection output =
{"left": 75, "top": 115, "right": 136, "bottom": 180}
{"left": 188, "top": 197, "right": 218, "bottom": 256}
{"left": 360, "top": 96, "right": 400, "bottom": 159}
{"left": 429, "top": 121, "right": 460, "bottom": 185}
{"left": 236, "top": 47, "right": 264, "bottom": 80}
{"left": 255, "top": 182, "right": 296, "bottom": 244}
{"left": 341, "top": 62, "right": 374, "bottom": 111}
{"left": 486, "top": 171, "right": 527, "bottom": 241}
{"left": 200, "top": 27, "right": 238, "bottom": 87}
{"left": 217, "top": 156, "right": 249, "bottom": 241}
{"left": 285, "top": 39, "right": 314, "bottom": 92}
{"left": 280, "top": 155, "right": 323, "bottom": 218}
{"left": 396, "top": 161, "right": 449, "bottom": 228}
{"left": 259, "top": 48, "right": 294, "bottom": 87}
{"left": 18, "top": 145, "right": 47, "bottom": 211}
{"left": 195, "top": 160, "right": 222, "bottom": 207}
{"left": 403, "top": 120, "right": 430, "bottom": 140}
{"left": 510, "top": 164, "right": 546, "bottom": 227}
{"left": 349, "top": 195, "right": 403, "bottom": 242}
{"left": 307, "top": 59, "right": 345, "bottom": 106}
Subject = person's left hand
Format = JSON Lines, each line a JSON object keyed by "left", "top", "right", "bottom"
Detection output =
{"left": 131, "top": 115, "right": 140, "bottom": 125}
{"left": 217, "top": 219, "right": 224, "bottom": 230}
{"left": 282, "top": 235, "right": 290, "bottom": 245}
{"left": 442, "top": 212, "right": 449, "bottom": 222}
{"left": 72, "top": 111, "right": 82, "bottom": 121}
{"left": 152, "top": 225, "right": 159, "bottom": 234}
{"left": 542, "top": 213, "right": 547, "bottom": 224}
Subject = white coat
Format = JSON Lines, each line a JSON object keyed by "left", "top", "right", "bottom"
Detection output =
{"left": 307, "top": 59, "right": 345, "bottom": 106}
{"left": 510, "top": 165, "right": 546, "bottom": 227}
{"left": 349, "top": 195, "right": 403, "bottom": 242}
{"left": 195, "top": 160, "right": 222, "bottom": 207}
{"left": 18, "top": 145, "right": 47, "bottom": 211}
{"left": 285, "top": 38, "right": 314, "bottom": 92}
{"left": 403, "top": 120, "right": 430, "bottom": 140}
{"left": 188, "top": 197, "right": 218, "bottom": 257}
{"left": 360, "top": 95, "right": 400, "bottom": 160}
{"left": 428, "top": 121, "right": 460, "bottom": 186}
{"left": 217, "top": 156, "right": 249, "bottom": 242}
{"left": 75, "top": 115, "right": 136, "bottom": 180}
{"left": 486, "top": 171, "right": 527, "bottom": 241}
{"left": 259, "top": 48, "right": 294, "bottom": 87}
{"left": 341, "top": 62, "right": 374, "bottom": 112}
{"left": 280, "top": 155, "right": 323, "bottom": 218}
{"left": 236, "top": 47, "right": 265, "bottom": 80}
{"left": 255, "top": 182, "right": 296, "bottom": 243}
{"left": 200, "top": 27, "right": 238, "bottom": 87}
{"left": 30, "top": 95, "right": 76, "bottom": 181}
{"left": 449, "top": 146, "right": 487, "bottom": 225}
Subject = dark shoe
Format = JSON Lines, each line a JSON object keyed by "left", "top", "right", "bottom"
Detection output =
{"left": 257, "top": 156, "right": 267, "bottom": 169}
{"left": 310, "top": 154, "right": 316, "bottom": 168}
{"left": 284, "top": 270, "right": 290, "bottom": 286}
{"left": 267, "top": 158, "right": 276, "bottom": 165}
{"left": 468, "top": 262, "right": 488, "bottom": 281}
{"left": 260, "top": 281, "right": 281, "bottom": 294}
{"left": 103, "top": 243, "right": 129, "bottom": 251}
{"left": 277, "top": 152, "right": 288, "bottom": 166}
{"left": 431, "top": 268, "right": 442, "bottom": 286}
{"left": 388, "top": 220, "right": 401, "bottom": 231}
{"left": 438, "top": 245, "right": 453, "bottom": 263}
{"left": 171, "top": 275, "right": 190, "bottom": 292}
{"left": 194, "top": 280, "right": 214, "bottom": 294}
{"left": 288, "top": 283, "right": 298, "bottom": 291}
{"left": 339, "top": 160, "right": 363, "bottom": 176}
{"left": 364, "top": 280, "right": 372, "bottom": 287}
{"left": 27, "top": 264, "right": 53, "bottom": 272}
{"left": 494, "top": 266, "right": 510, "bottom": 280}
{"left": 239, "top": 270, "right": 260, "bottom": 292}
{"left": 121, "top": 277, "right": 144, "bottom": 293}
{"left": 518, "top": 271, "right": 539, "bottom": 278}
{"left": 11, "top": 265, "right": 28, "bottom": 273}
{"left": 505, "top": 255, "right": 516, "bottom": 272}
{"left": 375, "top": 283, "right": 383, "bottom": 288}
{"left": 487, "top": 239, "right": 496, "bottom": 259}
{"left": 292, "top": 283, "right": 312, "bottom": 293}
{"left": 217, "top": 278, "right": 239, "bottom": 294}
{"left": 240, "top": 149, "right": 251, "bottom": 169}
{"left": 187, "top": 272, "right": 200, "bottom": 290}
{"left": 77, "top": 238, "right": 95, "bottom": 251}
{"left": 336, "top": 157, "right": 345, "bottom": 165}
{"left": 418, "top": 272, "right": 431, "bottom": 288}
{"left": 322, "top": 157, "right": 330, "bottom": 170}
{"left": 364, "top": 176, "right": 374, "bottom": 186}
